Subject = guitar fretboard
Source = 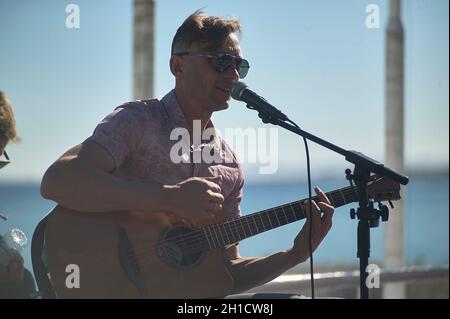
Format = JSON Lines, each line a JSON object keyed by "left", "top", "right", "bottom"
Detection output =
{"left": 201, "top": 186, "right": 359, "bottom": 250}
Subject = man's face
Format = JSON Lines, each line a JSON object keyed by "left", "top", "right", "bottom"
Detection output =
{"left": 175, "top": 33, "right": 243, "bottom": 112}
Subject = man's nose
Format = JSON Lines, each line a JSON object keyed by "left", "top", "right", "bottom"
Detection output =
{"left": 223, "top": 63, "right": 240, "bottom": 80}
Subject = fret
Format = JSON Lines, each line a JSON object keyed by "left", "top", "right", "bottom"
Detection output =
{"left": 207, "top": 227, "right": 219, "bottom": 247}
{"left": 274, "top": 208, "right": 281, "bottom": 225}
{"left": 231, "top": 221, "right": 240, "bottom": 244}
{"left": 328, "top": 192, "right": 337, "bottom": 206}
{"left": 299, "top": 201, "right": 306, "bottom": 219}
{"left": 203, "top": 228, "right": 212, "bottom": 249}
{"left": 293, "top": 201, "right": 305, "bottom": 219}
{"left": 230, "top": 220, "right": 241, "bottom": 243}
{"left": 289, "top": 204, "right": 296, "bottom": 220}
{"left": 239, "top": 217, "right": 247, "bottom": 238}
{"left": 343, "top": 189, "right": 352, "bottom": 204}
{"left": 217, "top": 225, "right": 225, "bottom": 245}
{"left": 268, "top": 210, "right": 278, "bottom": 227}
{"left": 212, "top": 225, "right": 222, "bottom": 246}
{"left": 229, "top": 220, "right": 242, "bottom": 242}
{"left": 252, "top": 215, "right": 260, "bottom": 233}
{"left": 258, "top": 214, "right": 267, "bottom": 231}
{"left": 328, "top": 192, "right": 336, "bottom": 207}
{"left": 277, "top": 207, "right": 284, "bottom": 224}
{"left": 339, "top": 189, "right": 347, "bottom": 205}
{"left": 222, "top": 223, "right": 231, "bottom": 244}
{"left": 227, "top": 222, "right": 236, "bottom": 243}
{"left": 281, "top": 206, "right": 289, "bottom": 224}
{"left": 245, "top": 216, "right": 253, "bottom": 235}
{"left": 266, "top": 211, "right": 274, "bottom": 229}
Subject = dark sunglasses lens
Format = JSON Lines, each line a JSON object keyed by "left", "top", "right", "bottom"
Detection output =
{"left": 212, "top": 54, "right": 250, "bottom": 78}
{"left": 238, "top": 59, "right": 250, "bottom": 79}
{"left": 212, "top": 54, "right": 234, "bottom": 71}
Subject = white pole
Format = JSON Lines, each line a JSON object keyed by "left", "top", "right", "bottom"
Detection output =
{"left": 133, "top": 0, "right": 155, "bottom": 100}
{"left": 384, "top": 0, "right": 406, "bottom": 299}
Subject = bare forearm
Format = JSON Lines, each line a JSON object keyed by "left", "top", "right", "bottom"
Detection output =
{"left": 227, "top": 249, "right": 300, "bottom": 295}
{"left": 41, "top": 158, "right": 170, "bottom": 213}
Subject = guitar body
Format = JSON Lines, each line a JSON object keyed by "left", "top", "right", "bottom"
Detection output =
{"left": 45, "top": 206, "right": 234, "bottom": 299}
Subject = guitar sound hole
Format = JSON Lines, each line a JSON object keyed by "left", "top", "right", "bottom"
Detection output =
{"left": 156, "top": 226, "right": 207, "bottom": 269}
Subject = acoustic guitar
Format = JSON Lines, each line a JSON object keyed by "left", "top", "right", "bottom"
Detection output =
{"left": 44, "top": 174, "right": 400, "bottom": 298}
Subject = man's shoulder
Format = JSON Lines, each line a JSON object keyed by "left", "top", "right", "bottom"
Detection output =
{"left": 114, "top": 98, "right": 164, "bottom": 114}
{"left": 107, "top": 98, "right": 167, "bottom": 124}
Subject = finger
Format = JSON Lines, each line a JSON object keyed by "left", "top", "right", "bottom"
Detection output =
{"left": 318, "top": 202, "right": 333, "bottom": 232}
{"left": 317, "top": 202, "right": 334, "bottom": 227}
{"left": 208, "top": 191, "right": 225, "bottom": 204}
{"left": 203, "top": 175, "right": 222, "bottom": 181}
{"left": 317, "top": 202, "right": 334, "bottom": 215}
{"left": 305, "top": 199, "right": 323, "bottom": 226}
{"left": 305, "top": 201, "right": 321, "bottom": 228}
{"left": 204, "top": 178, "right": 222, "bottom": 193}
{"left": 203, "top": 175, "right": 222, "bottom": 184}
{"left": 303, "top": 199, "right": 321, "bottom": 215}
{"left": 315, "top": 186, "right": 331, "bottom": 205}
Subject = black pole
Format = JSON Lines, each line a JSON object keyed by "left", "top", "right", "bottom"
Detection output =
{"left": 353, "top": 165, "right": 372, "bottom": 299}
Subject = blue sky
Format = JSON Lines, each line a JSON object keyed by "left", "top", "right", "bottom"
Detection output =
{"left": 0, "top": 0, "right": 448, "bottom": 183}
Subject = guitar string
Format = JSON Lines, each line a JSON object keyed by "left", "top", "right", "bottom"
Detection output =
{"left": 126, "top": 187, "right": 360, "bottom": 261}
{"left": 132, "top": 187, "right": 377, "bottom": 270}
{"left": 140, "top": 185, "right": 364, "bottom": 267}
{"left": 131, "top": 187, "right": 360, "bottom": 261}
{"left": 128, "top": 187, "right": 360, "bottom": 261}
{"left": 129, "top": 186, "right": 359, "bottom": 257}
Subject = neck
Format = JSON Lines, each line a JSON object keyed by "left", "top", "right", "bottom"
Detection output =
{"left": 174, "top": 87, "right": 212, "bottom": 133}
{"left": 201, "top": 185, "right": 360, "bottom": 250}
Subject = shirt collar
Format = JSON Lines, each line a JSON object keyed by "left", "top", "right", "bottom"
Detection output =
{"left": 161, "top": 90, "right": 221, "bottom": 151}
{"left": 161, "top": 89, "right": 190, "bottom": 132}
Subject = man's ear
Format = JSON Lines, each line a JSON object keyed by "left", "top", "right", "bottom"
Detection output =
{"left": 170, "top": 55, "right": 183, "bottom": 78}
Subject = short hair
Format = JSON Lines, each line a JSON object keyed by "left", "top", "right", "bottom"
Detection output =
{"left": 0, "top": 91, "right": 19, "bottom": 142}
{"left": 171, "top": 10, "right": 241, "bottom": 54}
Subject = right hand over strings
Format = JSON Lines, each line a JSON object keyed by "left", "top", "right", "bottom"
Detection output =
{"left": 164, "top": 176, "right": 224, "bottom": 223}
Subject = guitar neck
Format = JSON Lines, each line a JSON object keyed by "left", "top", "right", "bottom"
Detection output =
{"left": 202, "top": 185, "right": 359, "bottom": 250}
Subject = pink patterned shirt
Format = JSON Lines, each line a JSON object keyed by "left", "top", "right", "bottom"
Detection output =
{"left": 88, "top": 90, "right": 244, "bottom": 219}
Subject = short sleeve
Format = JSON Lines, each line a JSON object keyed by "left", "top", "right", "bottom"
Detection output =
{"left": 88, "top": 102, "right": 147, "bottom": 170}
{"left": 223, "top": 163, "right": 244, "bottom": 220}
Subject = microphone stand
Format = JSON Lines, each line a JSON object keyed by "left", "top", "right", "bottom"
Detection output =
{"left": 247, "top": 105, "right": 409, "bottom": 299}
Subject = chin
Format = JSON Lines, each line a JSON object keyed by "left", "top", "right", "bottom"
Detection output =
{"left": 206, "top": 96, "right": 229, "bottom": 111}
{"left": 211, "top": 102, "right": 229, "bottom": 112}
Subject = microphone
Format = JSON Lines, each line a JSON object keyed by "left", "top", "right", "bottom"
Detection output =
{"left": 231, "top": 81, "right": 289, "bottom": 121}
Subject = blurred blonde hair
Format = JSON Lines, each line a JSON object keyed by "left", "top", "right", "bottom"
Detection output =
{"left": 0, "top": 91, "right": 20, "bottom": 142}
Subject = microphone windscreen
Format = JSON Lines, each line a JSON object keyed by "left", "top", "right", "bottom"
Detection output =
{"left": 231, "top": 81, "right": 248, "bottom": 101}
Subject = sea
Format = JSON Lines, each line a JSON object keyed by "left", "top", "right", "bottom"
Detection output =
{"left": 0, "top": 173, "right": 448, "bottom": 275}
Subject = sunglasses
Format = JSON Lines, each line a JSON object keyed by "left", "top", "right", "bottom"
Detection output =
{"left": 0, "top": 150, "right": 10, "bottom": 170}
{"left": 174, "top": 52, "right": 250, "bottom": 79}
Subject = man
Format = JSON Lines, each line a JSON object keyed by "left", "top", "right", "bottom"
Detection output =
{"left": 41, "top": 11, "right": 334, "bottom": 296}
